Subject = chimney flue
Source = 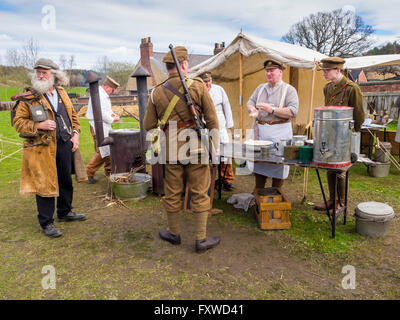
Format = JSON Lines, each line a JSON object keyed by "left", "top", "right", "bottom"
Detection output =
{"left": 214, "top": 42, "right": 225, "bottom": 55}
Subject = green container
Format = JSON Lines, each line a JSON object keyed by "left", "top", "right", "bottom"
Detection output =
{"left": 298, "top": 145, "right": 313, "bottom": 163}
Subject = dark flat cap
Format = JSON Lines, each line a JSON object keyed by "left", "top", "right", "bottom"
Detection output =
{"left": 318, "top": 57, "right": 345, "bottom": 70}
{"left": 199, "top": 72, "right": 212, "bottom": 81}
{"left": 34, "top": 58, "right": 59, "bottom": 70}
{"left": 264, "top": 59, "right": 286, "bottom": 70}
{"left": 163, "top": 46, "right": 189, "bottom": 64}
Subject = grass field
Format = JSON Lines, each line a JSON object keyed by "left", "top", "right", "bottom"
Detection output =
{"left": 1, "top": 110, "right": 400, "bottom": 299}
{"left": 0, "top": 86, "right": 87, "bottom": 101}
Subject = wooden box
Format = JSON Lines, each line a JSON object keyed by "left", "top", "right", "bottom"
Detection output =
{"left": 254, "top": 187, "right": 291, "bottom": 230}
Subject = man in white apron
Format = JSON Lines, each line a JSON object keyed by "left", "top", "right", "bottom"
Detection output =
{"left": 199, "top": 72, "right": 235, "bottom": 191}
{"left": 246, "top": 59, "right": 299, "bottom": 191}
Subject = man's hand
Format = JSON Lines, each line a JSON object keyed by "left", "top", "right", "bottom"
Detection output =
{"left": 256, "top": 103, "right": 274, "bottom": 113}
{"left": 70, "top": 132, "right": 79, "bottom": 152}
{"left": 112, "top": 113, "right": 120, "bottom": 122}
{"left": 37, "top": 120, "right": 56, "bottom": 130}
{"left": 248, "top": 106, "right": 259, "bottom": 118}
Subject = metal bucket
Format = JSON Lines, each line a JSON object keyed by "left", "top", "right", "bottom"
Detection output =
{"left": 354, "top": 202, "right": 395, "bottom": 237}
{"left": 110, "top": 172, "right": 151, "bottom": 200}
{"left": 312, "top": 107, "right": 354, "bottom": 168}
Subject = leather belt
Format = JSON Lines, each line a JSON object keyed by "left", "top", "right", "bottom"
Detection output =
{"left": 163, "top": 120, "right": 195, "bottom": 131}
{"left": 257, "top": 119, "right": 290, "bottom": 125}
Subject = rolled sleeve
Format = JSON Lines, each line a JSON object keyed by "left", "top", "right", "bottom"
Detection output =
{"left": 285, "top": 86, "right": 299, "bottom": 118}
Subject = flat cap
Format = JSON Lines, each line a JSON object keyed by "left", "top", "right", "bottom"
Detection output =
{"left": 34, "top": 58, "right": 59, "bottom": 70}
{"left": 162, "top": 46, "right": 189, "bottom": 64}
{"left": 103, "top": 76, "right": 120, "bottom": 89}
{"left": 199, "top": 72, "right": 212, "bottom": 82}
{"left": 318, "top": 57, "right": 345, "bottom": 70}
{"left": 264, "top": 58, "right": 286, "bottom": 70}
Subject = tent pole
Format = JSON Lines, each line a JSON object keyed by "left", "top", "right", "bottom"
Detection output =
{"left": 302, "top": 61, "right": 317, "bottom": 203}
{"left": 239, "top": 52, "right": 243, "bottom": 140}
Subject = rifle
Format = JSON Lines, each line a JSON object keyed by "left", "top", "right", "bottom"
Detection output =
{"left": 168, "top": 44, "right": 218, "bottom": 164}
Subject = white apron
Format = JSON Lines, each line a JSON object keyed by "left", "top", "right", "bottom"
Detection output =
{"left": 247, "top": 122, "right": 292, "bottom": 179}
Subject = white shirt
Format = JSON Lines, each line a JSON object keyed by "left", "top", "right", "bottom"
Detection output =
{"left": 86, "top": 86, "right": 114, "bottom": 157}
{"left": 208, "top": 84, "right": 234, "bottom": 144}
{"left": 45, "top": 88, "right": 58, "bottom": 112}
{"left": 86, "top": 86, "right": 114, "bottom": 134}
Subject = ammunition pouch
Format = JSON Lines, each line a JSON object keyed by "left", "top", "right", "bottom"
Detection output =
{"left": 30, "top": 104, "right": 49, "bottom": 122}
{"left": 22, "top": 130, "right": 52, "bottom": 148}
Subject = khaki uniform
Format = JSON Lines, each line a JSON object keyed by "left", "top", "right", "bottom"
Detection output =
{"left": 323, "top": 76, "right": 365, "bottom": 202}
{"left": 13, "top": 87, "right": 81, "bottom": 197}
{"left": 143, "top": 72, "right": 219, "bottom": 240}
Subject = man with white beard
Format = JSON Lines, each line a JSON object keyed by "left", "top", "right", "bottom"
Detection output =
{"left": 13, "top": 58, "right": 86, "bottom": 238}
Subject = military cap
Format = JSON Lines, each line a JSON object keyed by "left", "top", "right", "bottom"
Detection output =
{"left": 34, "top": 58, "right": 59, "bottom": 70}
{"left": 318, "top": 57, "right": 345, "bottom": 70}
{"left": 199, "top": 72, "right": 212, "bottom": 82}
{"left": 103, "top": 76, "right": 120, "bottom": 89}
{"left": 264, "top": 59, "right": 286, "bottom": 70}
{"left": 162, "top": 46, "right": 189, "bottom": 64}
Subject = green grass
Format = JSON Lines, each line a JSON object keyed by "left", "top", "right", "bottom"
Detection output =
{"left": 0, "top": 86, "right": 87, "bottom": 101}
{"left": 1, "top": 109, "right": 400, "bottom": 299}
{"left": 0, "top": 86, "right": 24, "bottom": 101}
{"left": 387, "top": 120, "right": 398, "bottom": 131}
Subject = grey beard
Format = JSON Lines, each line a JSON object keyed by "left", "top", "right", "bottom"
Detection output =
{"left": 31, "top": 75, "right": 55, "bottom": 94}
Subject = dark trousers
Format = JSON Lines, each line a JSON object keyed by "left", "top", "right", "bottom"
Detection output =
{"left": 36, "top": 139, "right": 73, "bottom": 227}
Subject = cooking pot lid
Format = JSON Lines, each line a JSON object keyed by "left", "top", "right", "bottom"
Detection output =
{"left": 244, "top": 139, "right": 273, "bottom": 146}
{"left": 355, "top": 202, "right": 395, "bottom": 220}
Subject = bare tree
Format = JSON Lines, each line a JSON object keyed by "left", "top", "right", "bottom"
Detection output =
{"left": 93, "top": 55, "right": 110, "bottom": 75}
{"left": 21, "top": 37, "right": 40, "bottom": 68}
{"left": 107, "top": 61, "right": 135, "bottom": 87}
{"left": 282, "top": 9, "right": 375, "bottom": 57}
{"left": 59, "top": 54, "right": 67, "bottom": 70}
{"left": 5, "top": 48, "right": 22, "bottom": 67}
{"left": 68, "top": 54, "right": 75, "bottom": 70}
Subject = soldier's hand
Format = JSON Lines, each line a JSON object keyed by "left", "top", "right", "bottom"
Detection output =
{"left": 37, "top": 120, "right": 56, "bottom": 131}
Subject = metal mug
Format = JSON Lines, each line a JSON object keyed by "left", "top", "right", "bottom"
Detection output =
{"left": 275, "top": 138, "right": 287, "bottom": 156}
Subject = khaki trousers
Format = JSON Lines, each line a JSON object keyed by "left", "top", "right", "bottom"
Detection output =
{"left": 163, "top": 163, "right": 211, "bottom": 240}
{"left": 85, "top": 126, "right": 111, "bottom": 178}
{"left": 221, "top": 162, "right": 234, "bottom": 184}
{"left": 327, "top": 171, "right": 346, "bottom": 204}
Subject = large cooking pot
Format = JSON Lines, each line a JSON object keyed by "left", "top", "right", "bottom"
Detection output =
{"left": 312, "top": 106, "right": 354, "bottom": 168}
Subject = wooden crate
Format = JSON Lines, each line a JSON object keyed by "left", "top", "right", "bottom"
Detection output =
{"left": 254, "top": 187, "right": 291, "bottom": 230}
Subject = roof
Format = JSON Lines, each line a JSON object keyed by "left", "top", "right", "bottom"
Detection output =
{"left": 126, "top": 51, "right": 212, "bottom": 91}
{"left": 187, "top": 32, "right": 328, "bottom": 80}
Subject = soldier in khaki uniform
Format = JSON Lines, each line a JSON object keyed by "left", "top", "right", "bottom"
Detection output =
{"left": 143, "top": 46, "right": 221, "bottom": 253}
{"left": 314, "top": 57, "right": 365, "bottom": 213}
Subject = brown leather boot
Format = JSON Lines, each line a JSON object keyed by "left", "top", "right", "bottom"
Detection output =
{"left": 314, "top": 199, "right": 333, "bottom": 211}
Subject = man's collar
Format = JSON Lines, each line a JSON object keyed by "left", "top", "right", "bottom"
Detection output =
{"left": 267, "top": 80, "right": 283, "bottom": 89}
{"left": 46, "top": 87, "right": 57, "bottom": 96}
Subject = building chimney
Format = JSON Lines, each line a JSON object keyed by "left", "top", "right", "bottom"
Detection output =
{"left": 214, "top": 42, "right": 225, "bottom": 55}
{"left": 140, "top": 37, "right": 156, "bottom": 86}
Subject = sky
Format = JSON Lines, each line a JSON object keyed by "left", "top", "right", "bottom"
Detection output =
{"left": 0, "top": 0, "right": 399, "bottom": 69}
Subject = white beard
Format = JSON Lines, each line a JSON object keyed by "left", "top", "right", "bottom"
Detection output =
{"left": 31, "top": 74, "right": 55, "bottom": 94}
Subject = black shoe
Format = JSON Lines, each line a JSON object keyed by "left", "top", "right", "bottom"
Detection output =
{"left": 57, "top": 211, "right": 87, "bottom": 222}
{"left": 159, "top": 229, "right": 181, "bottom": 245}
{"left": 87, "top": 177, "right": 98, "bottom": 184}
{"left": 195, "top": 236, "right": 220, "bottom": 253}
{"left": 42, "top": 223, "right": 62, "bottom": 238}
{"left": 223, "top": 183, "right": 234, "bottom": 191}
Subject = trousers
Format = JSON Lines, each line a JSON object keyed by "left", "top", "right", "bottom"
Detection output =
{"left": 85, "top": 126, "right": 111, "bottom": 177}
{"left": 36, "top": 139, "right": 73, "bottom": 227}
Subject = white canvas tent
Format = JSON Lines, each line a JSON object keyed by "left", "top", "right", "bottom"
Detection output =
{"left": 344, "top": 54, "right": 400, "bottom": 69}
{"left": 188, "top": 32, "right": 329, "bottom": 132}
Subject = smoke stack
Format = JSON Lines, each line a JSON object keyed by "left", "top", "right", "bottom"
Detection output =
{"left": 140, "top": 37, "right": 156, "bottom": 86}
{"left": 214, "top": 42, "right": 225, "bottom": 55}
